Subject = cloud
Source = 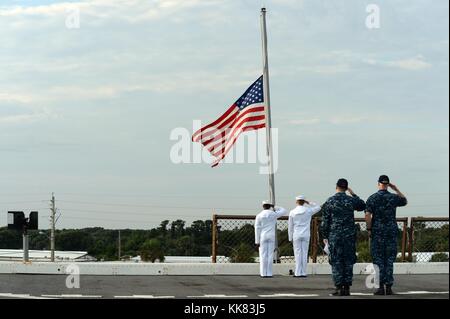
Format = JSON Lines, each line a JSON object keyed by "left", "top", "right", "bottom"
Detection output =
{"left": 0, "top": 69, "right": 260, "bottom": 105}
{"left": 0, "top": 0, "right": 222, "bottom": 23}
{"left": 0, "top": 85, "right": 142, "bottom": 104}
{"left": 289, "top": 51, "right": 356, "bottom": 75}
{"left": 0, "top": 0, "right": 246, "bottom": 104}
{"left": 328, "top": 116, "right": 368, "bottom": 125}
{"left": 0, "top": 2, "right": 85, "bottom": 17}
{"left": 288, "top": 115, "right": 373, "bottom": 126}
{"left": 386, "top": 55, "right": 432, "bottom": 71}
{"left": 301, "top": 51, "right": 433, "bottom": 75}
{"left": 289, "top": 118, "right": 321, "bottom": 125}
{"left": 364, "top": 55, "right": 432, "bottom": 71}
{"left": 298, "top": 63, "right": 351, "bottom": 74}
{"left": 0, "top": 92, "right": 33, "bottom": 104}
{"left": 0, "top": 107, "right": 57, "bottom": 125}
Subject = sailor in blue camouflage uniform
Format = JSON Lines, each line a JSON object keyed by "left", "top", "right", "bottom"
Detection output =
{"left": 365, "top": 175, "right": 407, "bottom": 295}
{"left": 321, "top": 178, "right": 366, "bottom": 296}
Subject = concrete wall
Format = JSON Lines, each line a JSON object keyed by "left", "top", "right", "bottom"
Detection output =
{"left": 0, "top": 261, "right": 448, "bottom": 276}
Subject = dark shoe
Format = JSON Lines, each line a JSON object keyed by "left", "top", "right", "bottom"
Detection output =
{"left": 330, "top": 286, "right": 342, "bottom": 296}
{"left": 374, "top": 285, "right": 385, "bottom": 295}
{"left": 385, "top": 285, "right": 394, "bottom": 295}
{"left": 343, "top": 285, "right": 351, "bottom": 296}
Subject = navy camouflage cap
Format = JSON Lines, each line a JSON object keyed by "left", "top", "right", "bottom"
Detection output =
{"left": 378, "top": 175, "right": 390, "bottom": 184}
{"left": 336, "top": 178, "right": 348, "bottom": 189}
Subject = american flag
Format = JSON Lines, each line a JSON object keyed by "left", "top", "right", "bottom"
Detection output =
{"left": 192, "top": 76, "right": 266, "bottom": 167}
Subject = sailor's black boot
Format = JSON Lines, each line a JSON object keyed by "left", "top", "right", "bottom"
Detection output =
{"left": 374, "top": 285, "right": 385, "bottom": 295}
{"left": 385, "top": 285, "right": 394, "bottom": 295}
{"left": 330, "top": 286, "right": 342, "bottom": 296}
{"left": 342, "top": 285, "right": 351, "bottom": 296}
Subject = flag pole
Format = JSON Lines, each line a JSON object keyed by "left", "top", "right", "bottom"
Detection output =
{"left": 261, "top": 7, "right": 275, "bottom": 206}
{"left": 260, "top": 7, "right": 278, "bottom": 261}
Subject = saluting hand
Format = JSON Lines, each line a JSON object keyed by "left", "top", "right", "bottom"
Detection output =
{"left": 347, "top": 187, "right": 355, "bottom": 196}
{"left": 389, "top": 183, "right": 398, "bottom": 191}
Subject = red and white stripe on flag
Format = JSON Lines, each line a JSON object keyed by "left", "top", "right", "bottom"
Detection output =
{"left": 192, "top": 76, "right": 266, "bottom": 167}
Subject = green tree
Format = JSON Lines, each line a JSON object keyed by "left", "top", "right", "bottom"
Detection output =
{"left": 176, "top": 235, "right": 196, "bottom": 256}
{"left": 56, "top": 230, "right": 94, "bottom": 252}
{"left": 140, "top": 239, "right": 165, "bottom": 263}
{"left": 170, "top": 220, "right": 186, "bottom": 238}
{"left": 278, "top": 243, "right": 294, "bottom": 257}
{"left": 357, "top": 240, "right": 372, "bottom": 262}
{"left": 158, "top": 220, "right": 170, "bottom": 236}
{"left": 230, "top": 243, "right": 255, "bottom": 263}
{"left": 0, "top": 228, "right": 22, "bottom": 249}
{"left": 430, "top": 253, "right": 449, "bottom": 262}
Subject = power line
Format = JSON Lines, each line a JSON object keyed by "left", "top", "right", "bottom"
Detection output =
{"left": 0, "top": 200, "right": 47, "bottom": 204}
{"left": 0, "top": 194, "right": 50, "bottom": 197}
{"left": 56, "top": 201, "right": 259, "bottom": 211}
{"left": 57, "top": 192, "right": 274, "bottom": 198}
{"left": 51, "top": 201, "right": 450, "bottom": 210}
{"left": 52, "top": 208, "right": 223, "bottom": 218}
{"left": 41, "top": 215, "right": 213, "bottom": 223}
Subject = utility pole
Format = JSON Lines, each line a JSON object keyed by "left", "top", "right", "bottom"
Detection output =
{"left": 23, "top": 225, "right": 29, "bottom": 263}
{"left": 118, "top": 230, "right": 121, "bottom": 261}
{"left": 50, "top": 193, "right": 56, "bottom": 262}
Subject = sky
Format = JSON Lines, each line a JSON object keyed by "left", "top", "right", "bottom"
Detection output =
{"left": 0, "top": 0, "right": 448, "bottom": 230}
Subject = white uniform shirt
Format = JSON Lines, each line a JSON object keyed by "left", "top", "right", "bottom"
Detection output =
{"left": 288, "top": 203, "right": 321, "bottom": 241}
{"left": 255, "top": 207, "right": 288, "bottom": 244}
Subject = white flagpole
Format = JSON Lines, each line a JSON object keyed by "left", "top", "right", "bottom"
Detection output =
{"left": 260, "top": 7, "right": 278, "bottom": 261}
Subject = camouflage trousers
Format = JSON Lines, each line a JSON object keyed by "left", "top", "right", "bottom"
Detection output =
{"left": 329, "top": 235, "right": 356, "bottom": 286}
{"left": 371, "top": 232, "right": 397, "bottom": 286}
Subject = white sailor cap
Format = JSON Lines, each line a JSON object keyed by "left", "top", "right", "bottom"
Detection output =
{"left": 295, "top": 195, "right": 306, "bottom": 201}
{"left": 262, "top": 200, "right": 274, "bottom": 206}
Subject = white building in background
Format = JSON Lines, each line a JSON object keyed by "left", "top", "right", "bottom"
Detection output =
{"left": 129, "top": 256, "right": 213, "bottom": 263}
{"left": 0, "top": 249, "right": 96, "bottom": 262}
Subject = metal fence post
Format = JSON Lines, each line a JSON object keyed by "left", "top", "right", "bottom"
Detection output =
{"left": 401, "top": 219, "right": 407, "bottom": 262}
{"left": 312, "top": 217, "right": 318, "bottom": 263}
{"left": 408, "top": 217, "right": 414, "bottom": 262}
{"left": 212, "top": 214, "right": 218, "bottom": 263}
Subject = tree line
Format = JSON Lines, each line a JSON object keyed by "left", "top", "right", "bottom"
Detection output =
{"left": 0, "top": 219, "right": 212, "bottom": 261}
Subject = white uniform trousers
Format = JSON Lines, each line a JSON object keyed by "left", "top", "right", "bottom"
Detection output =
{"left": 259, "top": 240, "right": 275, "bottom": 277}
{"left": 293, "top": 237, "right": 310, "bottom": 277}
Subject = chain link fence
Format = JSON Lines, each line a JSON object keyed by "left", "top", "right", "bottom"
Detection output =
{"left": 211, "top": 215, "right": 446, "bottom": 264}
{"left": 212, "top": 216, "right": 255, "bottom": 263}
{"left": 310, "top": 218, "right": 408, "bottom": 264}
{"left": 212, "top": 215, "right": 295, "bottom": 263}
{"left": 409, "top": 217, "right": 449, "bottom": 263}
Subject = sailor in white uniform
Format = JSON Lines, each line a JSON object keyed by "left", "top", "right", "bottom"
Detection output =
{"left": 255, "top": 200, "right": 288, "bottom": 278}
{"left": 288, "top": 195, "right": 321, "bottom": 277}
